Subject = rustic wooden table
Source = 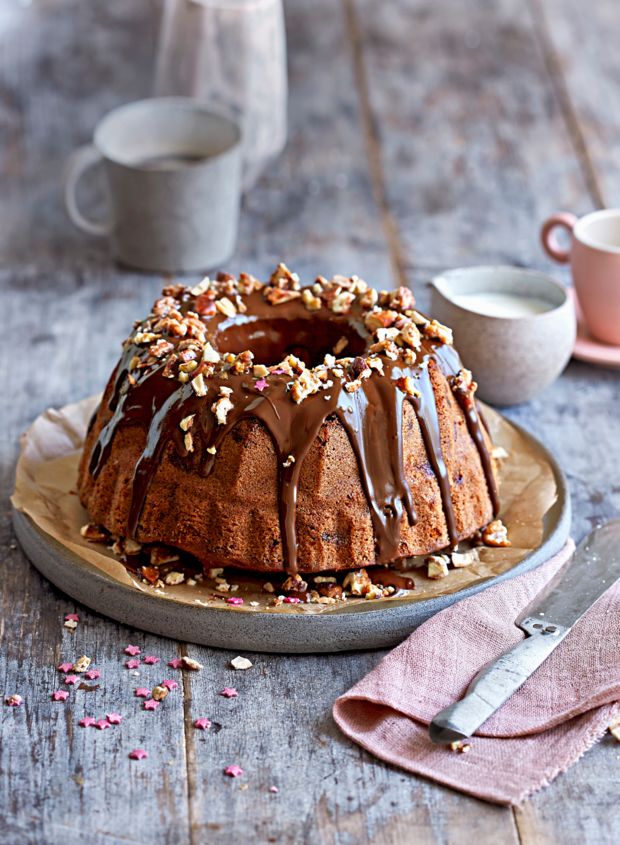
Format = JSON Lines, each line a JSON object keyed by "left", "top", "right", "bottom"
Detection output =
{"left": 1, "top": 1, "right": 619, "bottom": 842}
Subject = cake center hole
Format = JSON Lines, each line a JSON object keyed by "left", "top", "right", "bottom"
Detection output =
{"left": 216, "top": 317, "right": 367, "bottom": 368}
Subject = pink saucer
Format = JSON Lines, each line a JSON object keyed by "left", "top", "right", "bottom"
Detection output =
{"left": 569, "top": 288, "right": 620, "bottom": 370}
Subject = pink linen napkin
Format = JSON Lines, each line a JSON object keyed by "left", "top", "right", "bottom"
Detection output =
{"left": 333, "top": 540, "right": 620, "bottom": 805}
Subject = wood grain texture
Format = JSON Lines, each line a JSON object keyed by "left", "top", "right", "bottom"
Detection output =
{"left": 1, "top": 0, "right": 619, "bottom": 842}
{"left": 530, "top": 0, "right": 613, "bottom": 210}
{"left": 352, "top": 0, "right": 590, "bottom": 271}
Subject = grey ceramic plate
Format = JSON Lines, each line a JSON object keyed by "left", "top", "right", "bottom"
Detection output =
{"left": 12, "top": 416, "right": 570, "bottom": 654}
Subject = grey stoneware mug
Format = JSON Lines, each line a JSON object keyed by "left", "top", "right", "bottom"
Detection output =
{"left": 63, "top": 97, "right": 242, "bottom": 273}
{"left": 431, "top": 266, "right": 576, "bottom": 406}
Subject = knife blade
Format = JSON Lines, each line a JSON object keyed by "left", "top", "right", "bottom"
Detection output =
{"left": 429, "top": 519, "right": 620, "bottom": 745}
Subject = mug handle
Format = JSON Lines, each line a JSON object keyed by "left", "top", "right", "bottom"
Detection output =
{"left": 63, "top": 144, "right": 112, "bottom": 237}
{"left": 540, "top": 212, "right": 577, "bottom": 264}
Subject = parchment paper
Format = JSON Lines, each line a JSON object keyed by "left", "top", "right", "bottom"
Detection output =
{"left": 11, "top": 395, "right": 559, "bottom": 615}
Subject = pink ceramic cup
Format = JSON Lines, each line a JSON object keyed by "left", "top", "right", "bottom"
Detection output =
{"left": 541, "top": 209, "right": 620, "bottom": 345}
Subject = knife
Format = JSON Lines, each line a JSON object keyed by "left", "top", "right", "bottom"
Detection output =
{"left": 429, "top": 519, "right": 620, "bottom": 745}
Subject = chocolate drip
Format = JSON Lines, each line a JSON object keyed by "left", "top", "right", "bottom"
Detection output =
{"left": 368, "top": 568, "right": 415, "bottom": 591}
{"left": 335, "top": 377, "right": 416, "bottom": 564}
{"left": 87, "top": 294, "right": 498, "bottom": 574}
{"left": 432, "top": 345, "right": 500, "bottom": 518}
{"left": 127, "top": 386, "right": 194, "bottom": 536}
{"left": 410, "top": 363, "right": 458, "bottom": 546}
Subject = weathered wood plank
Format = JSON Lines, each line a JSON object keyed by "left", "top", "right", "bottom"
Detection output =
{"left": 229, "top": 0, "right": 393, "bottom": 288}
{"left": 181, "top": 647, "right": 521, "bottom": 845}
{"left": 352, "top": 0, "right": 590, "bottom": 271}
{"left": 0, "top": 549, "right": 191, "bottom": 845}
{"left": 531, "top": 0, "right": 616, "bottom": 210}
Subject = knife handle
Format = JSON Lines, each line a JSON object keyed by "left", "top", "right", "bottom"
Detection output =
{"left": 429, "top": 618, "right": 568, "bottom": 744}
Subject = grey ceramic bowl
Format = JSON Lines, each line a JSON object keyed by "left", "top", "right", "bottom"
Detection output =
{"left": 431, "top": 266, "right": 576, "bottom": 406}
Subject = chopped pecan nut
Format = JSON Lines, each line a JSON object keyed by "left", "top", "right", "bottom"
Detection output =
{"left": 191, "top": 373, "right": 207, "bottom": 397}
{"left": 364, "top": 584, "right": 384, "bottom": 600}
{"left": 202, "top": 342, "right": 220, "bottom": 364}
{"left": 451, "top": 549, "right": 479, "bottom": 568}
{"left": 164, "top": 571, "right": 186, "bottom": 586}
{"left": 291, "top": 369, "right": 322, "bottom": 403}
{"left": 301, "top": 289, "right": 322, "bottom": 311}
{"left": 396, "top": 376, "right": 421, "bottom": 397}
{"left": 426, "top": 554, "right": 450, "bottom": 579}
{"left": 388, "top": 286, "right": 415, "bottom": 311}
{"left": 333, "top": 336, "right": 349, "bottom": 355}
{"left": 212, "top": 386, "right": 234, "bottom": 425}
{"left": 151, "top": 685, "right": 169, "bottom": 701}
{"left": 365, "top": 309, "right": 399, "bottom": 332}
{"left": 481, "top": 519, "right": 511, "bottom": 547}
{"left": 269, "top": 262, "right": 300, "bottom": 291}
{"left": 180, "top": 415, "right": 195, "bottom": 432}
{"left": 80, "top": 523, "right": 110, "bottom": 543}
{"left": 424, "top": 319, "right": 453, "bottom": 345}
{"left": 359, "top": 287, "right": 378, "bottom": 309}
{"left": 318, "top": 583, "right": 343, "bottom": 600}
{"left": 342, "top": 569, "right": 372, "bottom": 596}
{"left": 215, "top": 297, "right": 237, "bottom": 318}
{"left": 282, "top": 574, "right": 308, "bottom": 592}
{"left": 398, "top": 321, "right": 422, "bottom": 350}
{"left": 330, "top": 291, "right": 356, "bottom": 314}
{"left": 264, "top": 287, "right": 302, "bottom": 305}
{"left": 73, "top": 655, "right": 91, "bottom": 674}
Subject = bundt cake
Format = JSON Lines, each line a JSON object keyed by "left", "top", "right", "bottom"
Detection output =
{"left": 78, "top": 265, "right": 499, "bottom": 575}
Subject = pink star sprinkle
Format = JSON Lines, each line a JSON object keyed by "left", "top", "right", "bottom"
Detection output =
{"left": 224, "top": 765, "right": 244, "bottom": 778}
{"left": 96, "top": 719, "right": 111, "bottom": 730}
{"left": 144, "top": 699, "right": 159, "bottom": 711}
{"left": 283, "top": 596, "right": 301, "bottom": 604}
{"left": 194, "top": 718, "right": 211, "bottom": 730}
{"left": 64, "top": 613, "right": 80, "bottom": 622}
{"left": 129, "top": 748, "right": 148, "bottom": 760}
{"left": 226, "top": 596, "right": 244, "bottom": 606}
{"left": 79, "top": 716, "right": 96, "bottom": 728}
{"left": 58, "top": 662, "right": 73, "bottom": 673}
{"left": 5, "top": 694, "right": 23, "bottom": 707}
{"left": 63, "top": 675, "right": 79, "bottom": 686}
{"left": 219, "top": 688, "right": 238, "bottom": 698}
{"left": 269, "top": 786, "right": 279, "bottom": 793}
{"left": 167, "top": 658, "right": 183, "bottom": 669}
{"left": 255, "top": 377, "right": 268, "bottom": 392}
{"left": 125, "top": 659, "right": 140, "bottom": 669}
{"left": 52, "top": 690, "right": 69, "bottom": 702}
{"left": 143, "top": 655, "right": 160, "bottom": 665}
{"left": 135, "top": 688, "right": 150, "bottom": 698}
{"left": 85, "top": 669, "right": 101, "bottom": 680}
{"left": 271, "top": 368, "right": 285, "bottom": 375}
{"left": 106, "top": 713, "right": 123, "bottom": 725}
{"left": 124, "top": 645, "right": 141, "bottom": 656}
{"left": 162, "top": 680, "right": 178, "bottom": 691}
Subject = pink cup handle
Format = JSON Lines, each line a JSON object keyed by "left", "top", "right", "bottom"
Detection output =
{"left": 540, "top": 212, "right": 578, "bottom": 264}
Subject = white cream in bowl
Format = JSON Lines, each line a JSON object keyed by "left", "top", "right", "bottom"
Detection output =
{"left": 449, "top": 292, "right": 552, "bottom": 319}
{"left": 430, "top": 266, "right": 576, "bottom": 406}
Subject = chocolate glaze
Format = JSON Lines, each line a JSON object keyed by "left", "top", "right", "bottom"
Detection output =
{"left": 88, "top": 290, "right": 498, "bottom": 574}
